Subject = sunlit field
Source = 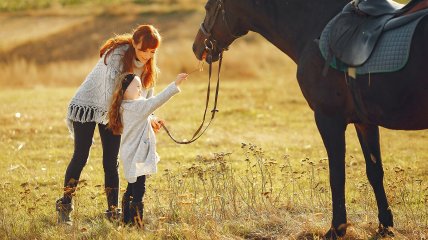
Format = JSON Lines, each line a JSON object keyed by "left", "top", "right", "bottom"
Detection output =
{"left": 0, "top": 0, "right": 427, "bottom": 239}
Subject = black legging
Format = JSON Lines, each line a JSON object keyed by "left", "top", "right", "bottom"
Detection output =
{"left": 124, "top": 175, "right": 146, "bottom": 203}
{"left": 62, "top": 121, "right": 121, "bottom": 209}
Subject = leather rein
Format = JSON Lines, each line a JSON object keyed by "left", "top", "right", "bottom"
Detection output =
{"left": 160, "top": 0, "right": 239, "bottom": 144}
{"left": 160, "top": 49, "right": 223, "bottom": 144}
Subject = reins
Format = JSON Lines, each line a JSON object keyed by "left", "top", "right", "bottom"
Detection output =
{"left": 160, "top": 0, "right": 238, "bottom": 144}
{"left": 160, "top": 50, "right": 223, "bottom": 144}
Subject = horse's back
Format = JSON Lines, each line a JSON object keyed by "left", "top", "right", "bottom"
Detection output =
{"left": 297, "top": 15, "right": 428, "bottom": 130}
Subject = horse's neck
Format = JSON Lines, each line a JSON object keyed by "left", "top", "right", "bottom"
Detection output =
{"left": 245, "top": 0, "right": 347, "bottom": 62}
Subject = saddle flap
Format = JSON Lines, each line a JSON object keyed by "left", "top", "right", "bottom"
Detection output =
{"left": 328, "top": 13, "right": 393, "bottom": 66}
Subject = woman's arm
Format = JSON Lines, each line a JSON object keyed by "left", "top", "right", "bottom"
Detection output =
{"left": 105, "top": 45, "right": 127, "bottom": 73}
{"left": 104, "top": 46, "right": 127, "bottom": 97}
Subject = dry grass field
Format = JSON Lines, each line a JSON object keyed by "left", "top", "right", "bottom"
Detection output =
{"left": 0, "top": 0, "right": 427, "bottom": 239}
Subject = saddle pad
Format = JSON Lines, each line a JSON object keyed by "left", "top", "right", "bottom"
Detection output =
{"left": 319, "top": 13, "right": 427, "bottom": 75}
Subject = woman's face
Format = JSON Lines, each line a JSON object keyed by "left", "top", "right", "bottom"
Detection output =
{"left": 124, "top": 76, "right": 143, "bottom": 100}
{"left": 133, "top": 39, "right": 157, "bottom": 64}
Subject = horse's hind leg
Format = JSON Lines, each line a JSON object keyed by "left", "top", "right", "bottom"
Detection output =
{"left": 314, "top": 111, "right": 348, "bottom": 239}
{"left": 354, "top": 123, "right": 394, "bottom": 236}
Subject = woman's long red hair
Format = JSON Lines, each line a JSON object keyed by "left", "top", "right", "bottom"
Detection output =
{"left": 100, "top": 24, "right": 161, "bottom": 89}
{"left": 104, "top": 25, "right": 161, "bottom": 135}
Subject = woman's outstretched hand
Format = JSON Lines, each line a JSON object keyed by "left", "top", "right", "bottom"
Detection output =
{"left": 175, "top": 73, "right": 188, "bottom": 86}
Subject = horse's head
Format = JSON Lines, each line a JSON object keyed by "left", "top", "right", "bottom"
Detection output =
{"left": 192, "top": 0, "right": 249, "bottom": 63}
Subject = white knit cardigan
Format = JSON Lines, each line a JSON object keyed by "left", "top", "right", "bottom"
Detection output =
{"left": 66, "top": 44, "right": 153, "bottom": 134}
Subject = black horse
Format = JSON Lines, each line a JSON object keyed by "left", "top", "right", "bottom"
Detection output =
{"left": 192, "top": 0, "right": 428, "bottom": 238}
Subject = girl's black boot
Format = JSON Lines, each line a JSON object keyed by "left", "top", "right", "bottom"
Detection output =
{"left": 129, "top": 202, "right": 144, "bottom": 228}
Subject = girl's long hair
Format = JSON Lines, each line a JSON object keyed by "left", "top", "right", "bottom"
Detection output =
{"left": 107, "top": 73, "right": 131, "bottom": 135}
{"left": 100, "top": 24, "right": 161, "bottom": 88}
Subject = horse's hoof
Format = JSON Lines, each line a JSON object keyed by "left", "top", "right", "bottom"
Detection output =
{"left": 324, "top": 224, "right": 348, "bottom": 240}
{"left": 377, "top": 224, "right": 394, "bottom": 237}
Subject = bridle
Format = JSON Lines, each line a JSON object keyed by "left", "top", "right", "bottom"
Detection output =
{"left": 199, "top": 0, "right": 244, "bottom": 54}
{"left": 161, "top": 0, "right": 243, "bottom": 144}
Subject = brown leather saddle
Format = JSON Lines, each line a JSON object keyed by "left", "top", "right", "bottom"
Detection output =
{"left": 327, "top": 0, "right": 427, "bottom": 67}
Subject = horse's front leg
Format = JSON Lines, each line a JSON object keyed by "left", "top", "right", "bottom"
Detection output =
{"left": 354, "top": 123, "right": 394, "bottom": 236}
{"left": 314, "top": 111, "right": 348, "bottom": 239}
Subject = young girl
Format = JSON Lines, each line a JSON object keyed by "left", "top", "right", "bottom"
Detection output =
{"left": 57, "top": 24, "right": 165, "bottom": 225}
{"left": 108, "top": 72, "right": 188, "bottom": 226}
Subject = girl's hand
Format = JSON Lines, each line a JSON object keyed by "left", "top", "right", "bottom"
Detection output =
{"left": 151, "top": 118, "right": 165, "bottom": 133}
{"left": 175, "top": 73, "right": 189, "bottom": 86}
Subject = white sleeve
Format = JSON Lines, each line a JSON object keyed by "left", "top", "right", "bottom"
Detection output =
{"left": 134, "top": 82, "right": 180, "bottom": 118}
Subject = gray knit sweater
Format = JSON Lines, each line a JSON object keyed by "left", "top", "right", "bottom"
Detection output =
{"left": 120, "top": 82, "right": 180, "bottom": 183}
{"left": 66, "top": 44, "right": 154, "bottom": 134}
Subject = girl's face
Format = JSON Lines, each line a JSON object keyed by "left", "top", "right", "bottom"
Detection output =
{"left": 124, "top": 76, "right": 143, "bottom": 100}
{"left": 133, "top": 40, "right": 157, "bottom": 64}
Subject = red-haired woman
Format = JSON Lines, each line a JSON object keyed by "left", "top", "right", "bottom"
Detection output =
{"left": 56, "top": 25, "right": 163, "bottom": 225}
